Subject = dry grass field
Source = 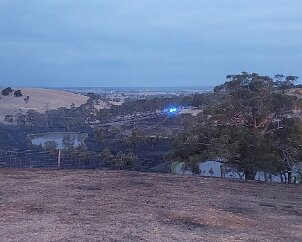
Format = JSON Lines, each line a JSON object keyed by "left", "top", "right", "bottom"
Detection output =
{"left": 0, "top": 88, "right": 88, "bottom": 122}
{"left": 0, "top": 169, "right": 302, "bottom": 241}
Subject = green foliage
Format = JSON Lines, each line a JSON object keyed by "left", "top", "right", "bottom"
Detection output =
{"left": 191, "top": 92, "right": 221, "bottom": 108}
{"left": 172, "top": 72, "right": 302, "bottom": 180}
{"left": 125, "top": 129, "right": 146, "bottom": 149}
{"left": 62, "top": 135, "right": 76, "bottom": 152}
{"left": 44, "top": 141, "right": 58, "bottom": 152}
{"left": 96, "top": 95, "right": 192, "bottom": 120}
{"left": 100, "top": 147, "right": 137, "bottom": 169}
{"left": 100, "top": 147, "right": 115, "bottom": 161}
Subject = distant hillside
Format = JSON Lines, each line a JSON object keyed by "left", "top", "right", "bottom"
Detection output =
{"left": 0, "top": 88, "right": 88, "bottom": 123}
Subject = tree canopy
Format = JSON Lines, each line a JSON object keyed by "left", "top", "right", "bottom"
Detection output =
{"left": 172, "top": 72, "right": 302, "bottom": 180}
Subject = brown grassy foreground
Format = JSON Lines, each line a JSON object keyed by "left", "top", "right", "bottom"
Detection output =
{"left": 0, "top": 169, "right": 302, "bottom": 241}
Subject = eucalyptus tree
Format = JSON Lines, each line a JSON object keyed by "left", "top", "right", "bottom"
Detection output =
{"left": 172, "top": 72, "right": 302, "bottom": 180}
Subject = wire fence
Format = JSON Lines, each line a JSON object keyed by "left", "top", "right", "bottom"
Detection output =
{"left": 0, "top": 149, "right": 163, "bottom": 171}
{"left": 0, "top": 149, "right": 57, "bottom": 168}
{"left": 0, "top": 149, "right": 113, "bottom": 169}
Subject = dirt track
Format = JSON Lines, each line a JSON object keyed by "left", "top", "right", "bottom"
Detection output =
{"left": 0, "top": 169, "right": 302, "bottom": 241}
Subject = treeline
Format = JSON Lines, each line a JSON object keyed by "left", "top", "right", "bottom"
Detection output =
{"left": 13, "top": 93, "right": 216, "bottom": 129}
{"left": 96, "top": 93, "right": 220, "bottom": 121}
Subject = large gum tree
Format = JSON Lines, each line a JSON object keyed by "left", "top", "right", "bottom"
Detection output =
{"left": 172, "top": 72, "right": 302, "bottom": 181}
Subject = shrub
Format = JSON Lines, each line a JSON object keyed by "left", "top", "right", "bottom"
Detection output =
{"left": 1, "top": 87, "right": 13, "bottom": 96}
{"left": 4, "top": 115, "right": 14, "bottom": 123}
{"left": 24, "top": 96, "right": 30, "bottom": 103}
{"left": 14, "top": 90, "right": 22, "bottom": 97}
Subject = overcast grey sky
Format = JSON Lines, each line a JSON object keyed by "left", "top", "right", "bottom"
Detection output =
{"left": 0, "top": 0, "right": 301, "bottom": 87}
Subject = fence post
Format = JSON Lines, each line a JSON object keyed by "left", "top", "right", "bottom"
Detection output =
{"left": 57, "top": 150, "right": 61, "bottom": 168}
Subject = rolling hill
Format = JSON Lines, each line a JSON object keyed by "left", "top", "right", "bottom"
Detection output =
{"left": 0, "top": 88, "right": 88, "bottom": 123}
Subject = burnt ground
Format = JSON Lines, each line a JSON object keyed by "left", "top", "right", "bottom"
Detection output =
{"left": 0, "top": 170, "right": 302, "bottom": 241}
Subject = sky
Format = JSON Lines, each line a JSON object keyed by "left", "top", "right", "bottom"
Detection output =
{"left": 0, "top": 0, "right": 301, "bottom": 87}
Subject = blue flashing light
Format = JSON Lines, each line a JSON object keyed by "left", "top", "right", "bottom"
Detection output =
{"left": 169, "top": 107, "right": 177, "bottom": 113}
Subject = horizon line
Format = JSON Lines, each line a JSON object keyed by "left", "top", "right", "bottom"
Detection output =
{"left": 3, "top": 85, "right": 214, "bottom": 89}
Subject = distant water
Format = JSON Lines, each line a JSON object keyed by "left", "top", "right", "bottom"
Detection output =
{"left": 29, "top": 132, "right": 88, "bottom": 149}
{"left": 55, "top": 86, "right": 213, "bottom": 94}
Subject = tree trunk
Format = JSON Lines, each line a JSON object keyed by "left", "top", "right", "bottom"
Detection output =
{"left": 288, "top": 170, "right": 292, "bottom": 184}
{"left": 280, "top": 173, "right": 284, "bottom": 183}
{"left": 245, "top": 169, "right": 255, "bottom": 180}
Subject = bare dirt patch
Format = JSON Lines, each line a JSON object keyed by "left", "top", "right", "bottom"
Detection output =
{"left": 0, "top": 170, "right": 302, "bottom": 241}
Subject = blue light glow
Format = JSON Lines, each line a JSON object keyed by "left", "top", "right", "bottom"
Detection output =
{"left": 169, "top": 108, "right": 177, "bottom": 113}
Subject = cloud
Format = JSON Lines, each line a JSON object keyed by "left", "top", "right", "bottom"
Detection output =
{"left": 0, "top": 0, "right": 301, "bottom": 86}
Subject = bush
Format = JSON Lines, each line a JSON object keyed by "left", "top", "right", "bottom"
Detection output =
{"left": 14, "top": 90, "right": 22, "bottom": 97}
{"left": 24, "top": 96, "right": 30, "bottom": 103}
{"left": 4, "top": 115, "right": 14, "bottom": 123}
{"left": 1, "top": 87, "right": 13, "bottom": 96}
